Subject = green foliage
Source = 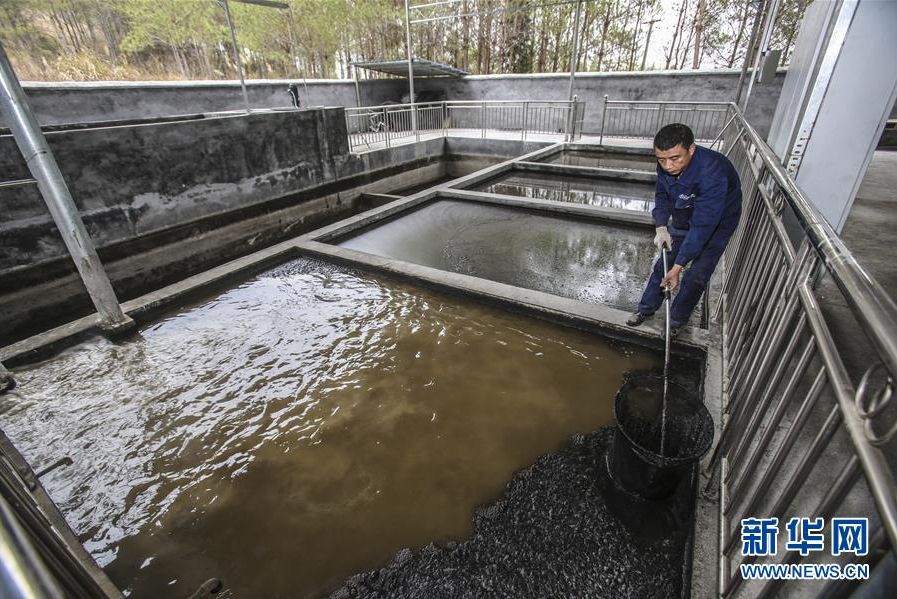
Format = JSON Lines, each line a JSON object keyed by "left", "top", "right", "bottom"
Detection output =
{"left": 0, "top": 0, "right": 810, "bottom": 82}
{"left": 119, "top": 0, "right": 221, "bottom": 55}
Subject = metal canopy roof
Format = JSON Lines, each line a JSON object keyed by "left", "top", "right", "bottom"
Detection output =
{"left": 353, "top": 58, "right": 468, "bottom": 78}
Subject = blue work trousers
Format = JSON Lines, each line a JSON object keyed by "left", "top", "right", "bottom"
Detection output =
{"left": 637, "top": 223, "right": 736, "bottom": 326}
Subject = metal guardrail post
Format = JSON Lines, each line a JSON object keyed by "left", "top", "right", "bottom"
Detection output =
{"left": 481, "top": 101, "right": 486, "bottom": 139}
{"left": 522, "top": 101, "right": 528, "bottom": 141}
{"left": 0, "top": 43, "right": 134, "bottom": 336}
{"left": 383, "top": 107, "right": 391, "bottom": 148}
{"left": 442, "top": 101, "right": 447, "bottom": 137}
{"left": 414, "top": 105, "right": 420, "bottom": 143}
{"left": 599, "top": 95, "right": 608, "bottom": 145}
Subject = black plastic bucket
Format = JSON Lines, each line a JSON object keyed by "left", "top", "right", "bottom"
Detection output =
{"left": 609, "top": 373, "right": 714, "bottom": 500}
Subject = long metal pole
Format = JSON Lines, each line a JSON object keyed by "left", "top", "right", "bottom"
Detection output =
{"left": 353, "top": 64, "right": 362, "bottom": 108}
{"left": 661, "top": 246, "right": 671, "bottom": 457}
{"left": 0, "top": 43, "right": 133, "bottom": 335}
{"left": 641, "top": 18, "right": 660, "bottom": 70}
{"left": 404, "top": 0, "right": 417, "bottom": 134}
{"left": 222, "top": 0, "right": 251, "bottom": 114}
{"left": 742, "top": 0, "right": 782, "bottom": 112}
{"left": 565, "top": 0, "right": 583, "bottom": 142}
{"left": 286, "top": 4, "right": 310, "bottom": 107}
{"left": 735, "top": 0, "right": 766, "bottom": 107}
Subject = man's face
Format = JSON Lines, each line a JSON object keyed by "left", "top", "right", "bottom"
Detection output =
{"left": 655, "top": 143, "right": 696, "bottom": 177}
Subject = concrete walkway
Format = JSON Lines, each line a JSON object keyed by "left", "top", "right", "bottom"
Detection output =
{"left": 819, "top": 150, "right": 897, "bottom": 387}
{"left": 348, "top": 128, "right": 653, "bottom": 153}
{"left": 844, "top": 151, "right": 897, "bottom": 297}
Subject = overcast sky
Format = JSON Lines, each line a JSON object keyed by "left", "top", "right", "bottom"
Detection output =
{"left": 643, "top": 1, "right": 687, "bottom": 70}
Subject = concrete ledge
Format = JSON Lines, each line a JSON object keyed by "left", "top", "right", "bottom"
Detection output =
{"left": 564, "top": 143, "right": 658, "bottom": 156}
{"left": 297, "top": 240, "right": 710, "bottom": 354}
{"left": 514, "top": 161, "right": 658, "bottom": 183}
{"left": 308, "top": 142, "right": 564, "bottom": 243}
{"left": 439, "top": 188, "right": 654, "bottom": 228}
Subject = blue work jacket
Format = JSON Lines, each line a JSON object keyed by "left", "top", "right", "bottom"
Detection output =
{"left": 652, "top": 145, "right": 742, "bottom": 267}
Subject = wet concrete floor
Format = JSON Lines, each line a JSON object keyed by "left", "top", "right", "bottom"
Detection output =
{"left": 472, "top": 170, "right": 654, "bottom": 212}
{"left": 337, "top": 200, "right": 657, "bottom": 310}
{"left": 1, "top": 257, "right": 660, "bottom": 598}
{"left": 542, "top": 149, "right": 657, "bottom": 171}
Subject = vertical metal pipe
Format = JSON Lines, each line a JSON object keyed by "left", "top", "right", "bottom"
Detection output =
{"left": 403, "top": 0, "right": 417, "bottom": 136}
{"left": 353, "top": 63, "right": 361, "bottom": 108}
{"left": 640, "top": 19, "right": 659, "bottom": 70}
{"left": 0, "top": 43, "right": 133, "bottom": 335}
{"left": 735, "top": 0, "right": 766, "bottom": 107}
{"left": 565, "top": 0, "right": 583, "bottom": 142}
{"left": 222, "top": 0, "right": 251, "bottom": 114}
{"left": 599, "top": 95, "right": 608, "bottom": 144}
{"left": 742, "top": 0, "right": 782, "bottom": 112}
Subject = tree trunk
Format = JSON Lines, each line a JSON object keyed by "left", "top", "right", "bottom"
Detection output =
{"left": 727, "top": 0, "right": 752, "bottom": 68}
{"left": 692, "top": 0, "right": 706, "bottom": 68}
{"left": 666, "top": 0, "right": 688, "bottom": 69}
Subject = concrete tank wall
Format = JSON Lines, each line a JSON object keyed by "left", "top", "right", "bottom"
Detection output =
{"left": 7, "top": 79, "right": 406, "bottom": 127}
{"left": 0, "top": 106, "right": 545, "bottom": 345}
{"left": 414, "top": 69, "right": 787, "bottom": 137}
{"left": 9, "top": 70, "right": 786, "bottom": 135}
{"left": 1, "top": 107, "right": 350, "bottom": 272}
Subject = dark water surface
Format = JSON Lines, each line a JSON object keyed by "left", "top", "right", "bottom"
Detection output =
{"left": 338, "top": 200, "right": 657, "bottom": 310}
{"left": 472, "top": 170, "right": 654, "bottom": 212}
{"left": 1, "top": 258, "right": 658, "bottom": 598}
{"left": 542, "top": 149, "right": 657, "bottom": 171}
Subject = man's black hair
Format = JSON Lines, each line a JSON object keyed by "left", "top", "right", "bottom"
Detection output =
{"left": 654, "top": 123, "right": 695, "bottom": 150}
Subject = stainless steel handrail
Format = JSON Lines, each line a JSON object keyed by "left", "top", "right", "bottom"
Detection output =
{"left": 737, "top": 113, "right": 897, "bottom": 379}
{"left": 345, "top": 99, "right": 583, "bottom": 152}
{"left": 712, "top": 103, "right": 897, "bottom": 596}
{"left": 598, "top": 97, "right": 897, "bottom": 595}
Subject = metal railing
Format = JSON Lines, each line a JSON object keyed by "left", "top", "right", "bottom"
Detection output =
{"left": 345, "top": 100, "right": 584, "bottom": 152}
{"left": 598, "top": 95, "right": 733, "bottom": 144}
{"left": 705, "top": 105, "right": 897, "bottom": 597}
{"left": 593, "top": 96, "right": 897, "bottom": 595}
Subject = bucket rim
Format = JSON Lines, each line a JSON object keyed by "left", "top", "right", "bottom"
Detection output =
{"left": 613, "top": 374, "right": 713, "bottom": 467}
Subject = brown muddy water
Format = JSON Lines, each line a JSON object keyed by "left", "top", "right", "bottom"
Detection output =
{"left": 542, "top": 149, "right": 657, "bottom": 171}
{"left": 337, "top": 199, "right": 657, "bottom": 310}
{"left": 472, "top": 170, "right": 654, "bottom": 212}
{"left": 1, "top": 258, "right": 659, "bottom": 598}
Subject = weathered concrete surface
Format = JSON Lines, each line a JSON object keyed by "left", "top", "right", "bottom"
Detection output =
{"left": 329, "top": 426, "right": 697, "bottom": 599}
{"left": 1, "top": 108, "right": 347, "bottom": 270}
{"left": 0, "top": 120, "right": 546, "bottom": 345}
{"left": 5, "top": 79, "right": 405, "bottom": 127}
{"left": 414, "top": 69, "right": 788, "bottom": 137}
{"left": 10, "top": 71, "right": 787, "bottom": 136}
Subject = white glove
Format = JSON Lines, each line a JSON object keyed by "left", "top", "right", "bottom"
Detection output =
{"left": 654, "top": 226, "right": 672, "bottom": 251}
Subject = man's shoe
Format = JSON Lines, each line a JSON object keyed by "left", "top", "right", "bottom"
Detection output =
{"left": 626, "top": 312, "right": 651, "bottom": 327}
{"left": 663, "top": 323, "right": 685, "bottom": 339}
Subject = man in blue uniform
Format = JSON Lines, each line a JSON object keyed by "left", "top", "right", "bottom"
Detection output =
{"left": 626, "top": 123, "right": 742, "bottom": 335}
